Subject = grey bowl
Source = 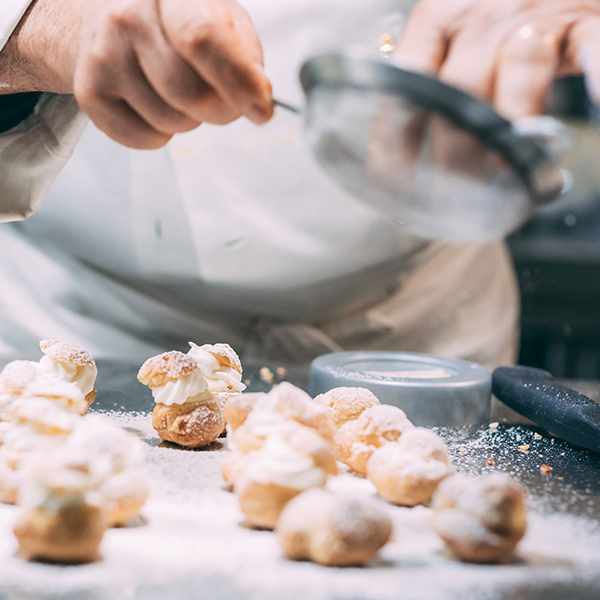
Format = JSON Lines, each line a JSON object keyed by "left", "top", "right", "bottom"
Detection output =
{"left": 308, "top": 351, "right": 491, "bottom": 427}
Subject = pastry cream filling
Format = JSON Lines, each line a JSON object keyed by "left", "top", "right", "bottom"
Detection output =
{"left": 241, "top": 393, "right": 288, "bottom": 440}
{"left": 38, "top": 356, "right": 98, "bottom": 396}
{"left": 187, "top": 346, "right": 246, "bottom": 394}
{"left": 250, "top": 433, "right": 328, "bottom": 490}
{"left": 152, "top": 369, "right": 211, "bottom": 406}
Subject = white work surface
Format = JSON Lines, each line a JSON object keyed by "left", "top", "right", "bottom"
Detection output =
{"left": 0, "top": 365, "right": 599, "bottom": 600}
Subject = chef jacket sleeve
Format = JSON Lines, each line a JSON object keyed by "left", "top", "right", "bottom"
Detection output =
{"left": 0, "top": 0, "right": 89, "bottom": 223}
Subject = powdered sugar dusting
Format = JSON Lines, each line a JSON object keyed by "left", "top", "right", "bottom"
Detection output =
{"left": 0, "top": 408, "right": 599, "bottom": 600}
{"left": 137, "top": 352, "right": 199, "bottom": 388}
{"left": 39, "top": 340, "right": 96, "bottom": 367}
{"left": 0, "top": 361, "right": 39, "bottom": 395}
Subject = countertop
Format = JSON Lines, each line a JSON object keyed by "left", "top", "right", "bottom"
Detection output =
{"left": 0, "top": 361, "right": 599, "bottom": 600}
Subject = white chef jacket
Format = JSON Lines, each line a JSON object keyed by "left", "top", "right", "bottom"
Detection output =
{"left": 0, "top": 0, "right": 519, "bottom": 373}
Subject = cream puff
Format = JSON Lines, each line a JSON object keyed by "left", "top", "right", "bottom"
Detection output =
{"left": 314, "top": 387, "right": 380, "bottom": 431}
{"left": 223, "top": 392, "right": 265, "bottom": 434}
{"left": 366, "top": 427, "right": 454, "bottom": 506}
{"left": 0, "top": 398, "right": 80, "bottom": 504}
{"left": 64, "top": 415, "right": 149, "bottom": 526}
{"left": 0, "top": 360, "right": 39, "bottom": 419}
{"left": 233, "top": 383, "right": 334, "bottom": 454}
{"left": 38, "top": 340, "right": 98, "bottom": 411}
{"left": 334, "top": 404, "right": 414, "bottom": 474}
{"left": 431, "top": 473, "right": 527, "bottom": 563}
{"left": 22, "top": 378, "right": 89, "bottom": 415}
{"left": 138, "top": 350, "right": 224, "bottom": 448}
{"left": 187, "top": 342, "right": 246, "bottom": 408}
{"left": 14, "top": 449, "right": 106, "bottom": 563}
{"left": 234, "top": 421, "right": 338, "bottom": 529}
{"left": 276, "top": 488, "right": 392, "bottom": 566}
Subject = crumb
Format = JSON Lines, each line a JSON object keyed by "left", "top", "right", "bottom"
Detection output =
{"left": 516, "top": 434, "right": 521, "bottom": 442}
{"left": 539, "top": 454, "right": 543, "bottom": 458}
{"left": 518, "top": 445, "right": 530, "bottom": 454}
{"left": 551, "top": 438, "right": 555, "bottom": 444}
{"left": 534, "top": 433, "right": 543, "bottom": 440}
{"left": 259, "top": 367, "right": 274, "bottom": 384}
{"left": 459, "top": 447, "right": 467, "bottom": 455}
{"left": 486, "top": 458, "right": 495, "bottom": 466}
{"left": 557, "top": 476, "right": 564, "bottom": 481}
{"left": 560, "top": 452, "right": 565, "bottom": 456}
{"left": 489, "top": 422, "right": 499, "bottom": 430}
{"left": 276, "top": 367, "right": 287, "bottom": 378}
{"left": 244, "top": 379, "right": 251, "bottom": 386}
{"left": 540, "top": 464, "right": 553, "bottom": 477}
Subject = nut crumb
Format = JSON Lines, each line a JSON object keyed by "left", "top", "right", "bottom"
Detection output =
{"left": 560, "top": 452, "right": 565, "bottom": 456}
{"left": 275, "top": 367, "right": 287, "bottom": 378}
{"left": 516, "top": 434, "right": 522, "bottom": 442}
{"left": 557, "top": 476, "right": 564, "bottom": 481}
{"left": 486, "top": 458, "right": 495, "bottom": 466}
{"left": 540, "top": 464, "right": 553, "bottom": 476}
{"left": 259, "top": 367, "right": 274, "bottom": 384}
{"left": 459, "top": 447, "right": 467, "bottom": 455}
{"left": 518, "top": 444, "right": 530, "bottom": 454}
{"left": 551, "top": 438, "right": 555, "bottom": 444}
{"left": 244, "top": 379, "right": 251, "bottom": 386}
{"left": 489, "top": 422, "right": 499, "bottom": 430}
{"left": 534, "top": 432, "right": 543, "bottom": 440}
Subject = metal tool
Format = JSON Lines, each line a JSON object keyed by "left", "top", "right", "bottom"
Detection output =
{"left": 276, "top": 48, "right": 566, "bottom": 242}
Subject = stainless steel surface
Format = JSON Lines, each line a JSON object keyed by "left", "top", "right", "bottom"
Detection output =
{"left": 308, "top": 351, "right": 491, "bottom": 427}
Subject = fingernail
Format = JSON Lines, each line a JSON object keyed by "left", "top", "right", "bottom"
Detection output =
{"left": 246, "top": 102, "right": 273, "bottom": 124}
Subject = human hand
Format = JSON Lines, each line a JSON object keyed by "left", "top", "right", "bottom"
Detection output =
{"left": 394, "top": 0, "right": 600, "bottom": 119}
{"left": 7, "top": 0, "right": 273, "bottom": 148}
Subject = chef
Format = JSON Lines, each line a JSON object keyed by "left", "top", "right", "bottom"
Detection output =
{"left": 0, "top": 0, "right": 596, "bottom": 375}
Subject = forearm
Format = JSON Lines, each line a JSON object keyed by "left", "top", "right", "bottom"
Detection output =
{"left": 0, "top": 0, "right": 83, "bottom": 94}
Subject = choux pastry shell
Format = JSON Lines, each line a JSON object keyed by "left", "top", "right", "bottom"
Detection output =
{"left": 314, "top": 386, "right": 380, "bottom": 430}
{"left": 276, "top": 488, "right": 392, "bottom": 566}
{"left": 366, "top": 427, "right": 454, "bottom": 506}
{"left": 431, "top": 473, "right": 527, "bottom": 563}
{"left": 334, "top": 404, "right": 414, "bottom": 474}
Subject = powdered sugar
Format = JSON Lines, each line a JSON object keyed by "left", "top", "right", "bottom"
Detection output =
{"left": 0, "top": 408, "right": 598, "bottom": 600}
{"left": 40, "top": 340, "right": 96, "bottom": 367}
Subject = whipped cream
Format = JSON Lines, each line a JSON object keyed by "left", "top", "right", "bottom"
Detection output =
{"left": 18, "top": 449, "right": 99, "bottom": 512}
{"left": 247, "top": 432, "right": 328, "bottom": 490}
{"left": 187, "top": 346, "right": 245, "bottom": 394}
{"left": 22, "top": 379, "right": 88, "bottom": 415}
{"left": 38, "top": 355, "right": 97, "bottom": 396}
{"left": 66, "top": 415, "right": 146, "bottom": 481}
{"left": 240, "top": 392, "right": 288, "bottom": 440}
{"left": 151, "top": 368, "right": 211, "bottom": 406}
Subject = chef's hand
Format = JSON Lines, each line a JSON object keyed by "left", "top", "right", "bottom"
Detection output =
{"left": 395, "top": 0, "right": 600, "bottom": 119}
{"left": 3, "top": 0, "right": 273, "bottom": 148}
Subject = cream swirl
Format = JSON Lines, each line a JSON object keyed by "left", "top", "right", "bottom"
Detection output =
{"left": 187, "top": 346, "right": 245, "bottom": 394}
{"left": 240, "top": 393, "right": 287, "bottom": 440}
{"left": 38, "top": 355, "right": 98, "bottom": 396}
{"left": 151, "top": 368, "right": 211, "bottom": 406}
{"left": 248, "top": 432, "right": 328, "bottom": 490}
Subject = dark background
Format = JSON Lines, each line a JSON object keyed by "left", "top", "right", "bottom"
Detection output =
{"left": 511, "top": 76, "right": 600, "bottom": 380}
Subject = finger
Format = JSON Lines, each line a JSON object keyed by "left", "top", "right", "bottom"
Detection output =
{"left": 566, "top": 17, "right": 600, "bottom": 105}
{"left": 76, "top": 92, "right": 172, "bottom": 149}
{"left": 115, "top": 59, "right": 202, "bottom": 134}
{"left": 159, "top": 0, "right": 273, "bottom": 124}
{"left": 494, "top": 24, "right": 561, "bottom": 120}
{"left": 438, "top": 26, "right": 508, "bottom": 100}
{"left": 131, "top": 19, "right": 241, "bottom": 125}
{"left": 393, "top": 0, "right": 448, "bottom": 73}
